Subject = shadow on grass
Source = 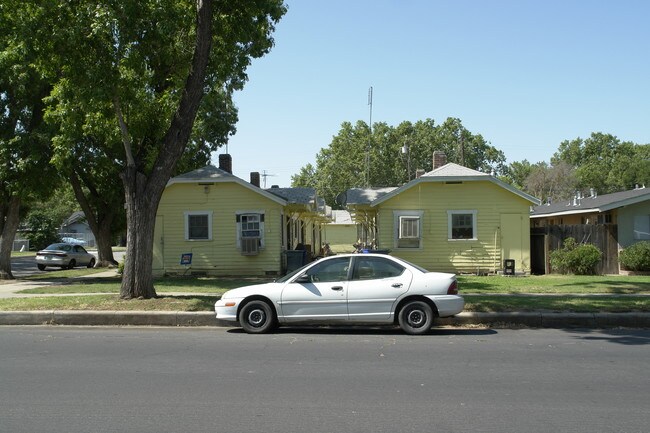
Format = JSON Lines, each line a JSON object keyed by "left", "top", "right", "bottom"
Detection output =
{"left": 155, "top": 294, "right": 219, "bottom": 311}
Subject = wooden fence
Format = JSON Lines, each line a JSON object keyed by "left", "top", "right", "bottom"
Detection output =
{"left": 530, "top": 224, "right": 619, "bottom": 275}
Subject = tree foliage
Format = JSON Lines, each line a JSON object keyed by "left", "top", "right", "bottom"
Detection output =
{"left": 292, "top": 118, "right": 507, "bottom": 207}
{"left": 20, "top": 0, "right": 287, "bottom": 296}
{"left": 551, "top": 132, "right": 650, "bottom": 194}
{"left": 0, "top": 1, "right": 59, "bottom": 278}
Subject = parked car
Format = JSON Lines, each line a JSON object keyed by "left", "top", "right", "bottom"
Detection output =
{"left": 215, "top": 253, "right": 464, "bottom": 335}
{"left": 35, "top": 243, "right": 96, "bottom": 271}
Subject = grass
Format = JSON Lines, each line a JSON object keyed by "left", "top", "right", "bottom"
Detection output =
{"left": 0, "top": 295, "right": 217, "bottom": 311}
{"left": 458, "top": 274, "right": 650, "bottom": 294}
{"left": 17, "top": 276, "right": 269, "bottom": 295}
{"left": 464, "top": 295, "right": 650, "bottom": 313}
{"left": 1, "top": 272, "right": 649, "bottom": 313}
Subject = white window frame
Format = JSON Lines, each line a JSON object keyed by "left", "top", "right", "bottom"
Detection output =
{"left": 393, "top": 211, "right": 423, "bottom": 249}
{"left": 236, "top": 210, "right": 265, "bottom": 249}
{"left": 447, "top": 210, "right": 478, "bottom": 241}
{"left": 184, "top": 211, "right": 213, "bottom": 241}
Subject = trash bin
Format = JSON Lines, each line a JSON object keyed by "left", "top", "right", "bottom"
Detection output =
{"left": 284, "top": 250, "right": 306, "bottom": 273}
{"left": 504, "top": 259, "right": 515, "bottom": 275}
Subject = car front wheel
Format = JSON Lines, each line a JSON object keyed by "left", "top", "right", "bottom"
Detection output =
{"left": 398, "top": 301, "right": 434, "bottom": 335}
{"left": 87, "top": 258, "right": 96, "bottom": 268}
{"left": 238, "top": 300, "right": 277, "bottom": 334}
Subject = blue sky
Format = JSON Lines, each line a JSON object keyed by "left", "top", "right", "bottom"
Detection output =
{"left": 214, "top": 0, "right": 650, "bottom": 187}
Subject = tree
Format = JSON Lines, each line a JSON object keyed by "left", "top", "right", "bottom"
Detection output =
{"left": 523, "top": 161, "right": 577, "bottom": 203}
{"left": 552, "top": 133, "right": 649, "bottom": 194}
{"left": 293, "top": 118, "right": 507, "bottom": 207}
{"left": 0, "top": 3, "right": 58, "bottom": 279}
{"left": 39, "top": 0, "right": 286, "bottom": 298}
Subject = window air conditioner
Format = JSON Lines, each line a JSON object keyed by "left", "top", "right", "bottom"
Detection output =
{"left": 241, "top": 237, "right": 260, "bottom": 256}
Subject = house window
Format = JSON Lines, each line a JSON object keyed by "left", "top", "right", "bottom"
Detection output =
{"left": 394, "top": 211, "right": 423, "bottom": 249}
{"left": 236, "top": 211, "right": 265, "bottom": 249}
{"left": 185, "top": 211, "right": 212, "bottom": 241}
{"left": 448, "top": 210, "right": 477, "bottom": 240}
{"left": 634, "top": 215, "right": 650, "bottom": 240}
{"left": 241, "top": 214, "right": 261, "bottom": 238}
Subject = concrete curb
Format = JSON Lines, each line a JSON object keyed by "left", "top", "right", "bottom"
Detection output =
{"left": 1, "top": 310, "right": 649, "bottom": 328}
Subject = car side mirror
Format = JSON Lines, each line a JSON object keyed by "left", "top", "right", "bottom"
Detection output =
{"left": 295, "top": 274, "right": 311, "bottom": 284}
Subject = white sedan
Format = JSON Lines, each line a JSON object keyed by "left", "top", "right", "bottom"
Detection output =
{"left": 215, "top": 254, "right": 464, "bottom": 335}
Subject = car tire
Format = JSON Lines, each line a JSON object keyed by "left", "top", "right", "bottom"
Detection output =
{"left": 67, "top": 260, "right": 76, "bottom": 270}
{"left": 87, "top": 258, "right": 96, "bottom": 268}
{"left": 37, "top": 264, "right": 46, "bottom": 271}
{"left": 238, "top": 300, "right": 277, "bottom": 334}
{"left": 398, "top": 300, "right": 434, "bottom": 335}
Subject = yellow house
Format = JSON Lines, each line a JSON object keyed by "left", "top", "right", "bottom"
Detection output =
{"left": 153, "top": 158, "right": 327, "bottom": 277}
{"left": 340, "top": 154, "right": 540, "bottom": 274}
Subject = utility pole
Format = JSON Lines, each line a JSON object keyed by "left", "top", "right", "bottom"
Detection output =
{"left": 366, "top": 86, "right": 373, "bottom": 187}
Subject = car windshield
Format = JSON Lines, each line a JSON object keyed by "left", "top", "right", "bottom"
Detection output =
{"left": 45, "top": 243, "right": 71, "bottom": 251}
{"left": 275, "top": 259, "right": 323, "bottom": 283}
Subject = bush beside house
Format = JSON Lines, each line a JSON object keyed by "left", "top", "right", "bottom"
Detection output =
{"left": 550, "top": 237, "right": 602, "bottom": 275}
{"left": 619, "top": 241, "right": 650, "bottom": 272}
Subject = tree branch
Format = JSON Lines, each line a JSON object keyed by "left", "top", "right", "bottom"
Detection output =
{"left": 113, "top": 95, "right": 136, "bottom": 168}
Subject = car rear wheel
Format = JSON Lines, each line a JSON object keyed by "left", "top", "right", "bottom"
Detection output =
{"left": 398, "top": 300, "right": 434, "bottom": 335}
{"left": 87, "top": 258, "right": 96, "bottom": 268}
{"left": 67, "top": 260, "right": 76, "bottom": 270}
{"left": 238, "top": 300, "right": 277, "bottom": 334}
{"left": 37, "top": 264, "right": 46, "bottom": 271}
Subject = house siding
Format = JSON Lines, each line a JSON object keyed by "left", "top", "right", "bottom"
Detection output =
{"left": 617, "top": 200, "right": 650, "bottom": 248}
{"left": 154, "top": 182, "right": 284, "bottom": 276}
{"left": 375, "top": 181, "right": 532, "bottom": 274}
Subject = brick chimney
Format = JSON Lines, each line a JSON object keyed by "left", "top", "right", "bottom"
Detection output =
{"left": 250, "top": 172, "right": 260, "bottom": 188}
{"left": 433, "top": 151, "right": 447, "bottom": 170}
{"left": 218, "top": 154, "right": 232, "bottom": 174}
{"left": 415, "top": 169, "right": 425, "bottom": 178}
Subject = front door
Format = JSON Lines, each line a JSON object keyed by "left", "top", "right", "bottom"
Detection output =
{"left": 280, "top": 256, "right": 351, "bottom": 321}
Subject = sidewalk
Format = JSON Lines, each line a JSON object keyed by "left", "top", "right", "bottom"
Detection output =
{"left": 1, "top": 272, "right": 649, "bottom": 329}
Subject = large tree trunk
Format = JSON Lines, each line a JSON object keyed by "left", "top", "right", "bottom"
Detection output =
{"left": 0, "top": 196, "right": 22, "bottom": 280}
{"left": 120, "top": 168, "right": 161, "bottom": 299}
{"left": 69, "top": 172, "right": 118, "bottom": 267}
{"left": 118, "top": 0, "right": 213, "bottom": 300}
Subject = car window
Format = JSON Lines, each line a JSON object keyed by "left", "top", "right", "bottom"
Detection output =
{"left": 352, "top": 257, "right": 405, "bottom": 281}
{"left": 303, "top": 257, "right": 350, "bottom": 283}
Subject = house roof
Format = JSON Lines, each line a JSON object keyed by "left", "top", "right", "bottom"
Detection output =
{"left": 531, "top": 187, "right": 650, "bottom": 218}
{"left": 166, "top": 165, "right": 287, "bottom": 206}
{"left": 340, "top": 163, "right": 540, "bottom": 207}
{"left": 266, "top": 187, "right": 316, "bottom": 205}
{"left": 336, "top": 187, "right": 398, "bottom": 206}
{"left": 62, "top": 211, "right": 86, "bottom": 227}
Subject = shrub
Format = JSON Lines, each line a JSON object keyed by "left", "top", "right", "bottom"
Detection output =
{"left": 24, "top": 211, "right": 61, "bottom": 250}
{"left": 550, "top": 237, "right": 602, "bottom": 275}
{"left": 619, "top": 241, "right": 650, "bottom": 271}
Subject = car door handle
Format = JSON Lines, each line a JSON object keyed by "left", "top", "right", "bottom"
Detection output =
{"left": 392, "top": 283, "right": 403, "bottom": 288}
{"left": 331, "top": 286, "right": 344, "bottom": 291}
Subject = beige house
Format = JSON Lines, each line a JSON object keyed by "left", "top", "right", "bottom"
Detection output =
{"left": 153, "top": 156, "right": 328, "bottom": 277}
{"left": 340, "top": 152, "right": 540, "bottom": 274}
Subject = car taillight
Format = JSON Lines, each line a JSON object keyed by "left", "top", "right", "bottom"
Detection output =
{"left": 447, "top": 280, "right": 458, "bottom": 295}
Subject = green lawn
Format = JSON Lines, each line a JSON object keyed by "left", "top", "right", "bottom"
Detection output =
{"left": 2, "top": 272, "right": 649, "bottom": 313}
{"left": 458, "top": 275, "right": 650, "bottom": 294}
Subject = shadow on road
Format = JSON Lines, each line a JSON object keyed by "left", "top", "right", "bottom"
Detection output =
{"left": 228, "top": 326, "right": 498, "bottom": 337}
{"left": 569, "top": 328, "right": 650, "bottom": 346}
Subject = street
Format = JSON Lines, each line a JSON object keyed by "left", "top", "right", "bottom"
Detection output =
{"left": 1, "top": 326, "right": 648, "bottom": 433}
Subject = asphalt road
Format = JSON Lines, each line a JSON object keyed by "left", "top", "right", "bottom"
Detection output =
{"left": 1, "top": 326, "right": 648, "bottom": 433}
{"left": 10, "top": 251, "right": 125, "bottom": 277}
